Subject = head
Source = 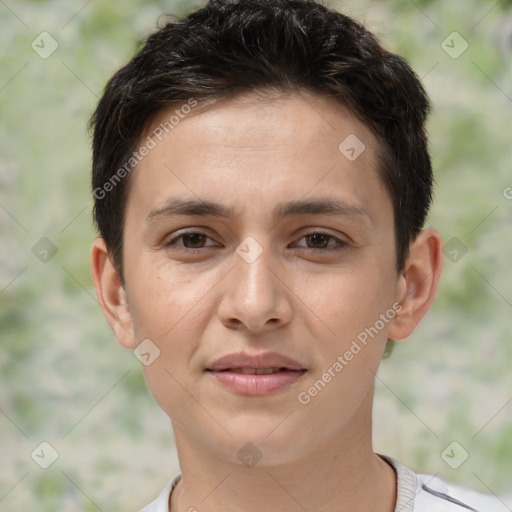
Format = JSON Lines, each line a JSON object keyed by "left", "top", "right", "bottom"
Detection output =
{"left": 90, "top": 0, "right": 442, "bottom": 466}
{"left": 91, "top": 0, "right": 434, "bottom": 283}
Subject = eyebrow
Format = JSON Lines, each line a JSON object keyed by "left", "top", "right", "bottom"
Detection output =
{"left": 145, "top": 197, "right": 370, "bottom": 223}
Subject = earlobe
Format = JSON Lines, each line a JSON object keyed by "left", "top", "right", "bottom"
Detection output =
{"left": 89, "top": 237, "right": 137, "bottom": 349}
{"left": 388, "top": 228, "right": 443, "bottom": 341}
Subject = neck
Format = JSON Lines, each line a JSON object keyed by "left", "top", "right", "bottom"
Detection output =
{"left": 169, "top": 388, "right": 396, "bottom": 512}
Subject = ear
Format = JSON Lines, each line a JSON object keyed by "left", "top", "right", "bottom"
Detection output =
{"left": 89, "top": 237, "right": 136, "bottom": 349}
{"left": 388, "top": 227, "right": 443, "bottom": 340}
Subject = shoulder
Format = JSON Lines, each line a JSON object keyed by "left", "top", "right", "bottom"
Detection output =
{"left": 383, "top": 456, "right": 510, "bottom": 512}
{"left": 138, "top": 474, "right": 181, "bottom": 512}
{"left": 415, "top": 472, "right": 510, "bottom": 512}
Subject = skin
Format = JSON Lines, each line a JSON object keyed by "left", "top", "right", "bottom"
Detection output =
{"left": 90, "top": 90, "right": 443, "bottom": 512}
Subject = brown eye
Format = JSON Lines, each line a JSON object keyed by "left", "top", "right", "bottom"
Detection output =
{"left": 166, "top": 231, "right": 216, "bottom": 252}
{"left": 305, "top": 233, "right": 331, "bottom": 249}
{"left": 292, "top": 231, "right": 348, "bottom": 253}
{"left": 181, "top": 233, "right": 207, "bottom": 248}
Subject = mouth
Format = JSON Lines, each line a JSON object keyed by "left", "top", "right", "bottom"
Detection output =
{"left": 205, "top": 351, "right": 307, "bottom": 395}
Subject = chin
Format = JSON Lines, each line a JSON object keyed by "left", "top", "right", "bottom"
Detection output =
{"left": 208, "top": 419, "right": 313, "bottom": 467}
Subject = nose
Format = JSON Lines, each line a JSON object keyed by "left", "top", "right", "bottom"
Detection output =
{"left": 217, "top": 241, "right": 293, "bottom": 335}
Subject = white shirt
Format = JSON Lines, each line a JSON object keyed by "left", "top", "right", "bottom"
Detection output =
{"left": 139, "top": 456, "right": 510, "bottom": 512}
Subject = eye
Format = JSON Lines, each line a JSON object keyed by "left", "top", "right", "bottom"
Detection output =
{"left": 166, "top": 231, "right": 216, "bottom": 252}
{"left": 165, "top": 230, "right": 348, "bottom": 254}
{"left": 294, "top": 232, "right": 347, "bottom": 252}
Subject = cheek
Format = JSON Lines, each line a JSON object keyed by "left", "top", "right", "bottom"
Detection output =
{"left": 134, "top": 304, "right": 208, "bottom": 418}
{"left": 126, "top": 266, "right": 211, "bottom": 405}
{"left": 307, "top": 261, "right": 396, "bottom": 342}
{"left": 127, "top": 261, "right": 204, "bottom": 338}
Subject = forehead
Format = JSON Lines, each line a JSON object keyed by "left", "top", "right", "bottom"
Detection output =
{"left": 146, "top": 90, "right": 377, "bottom": 155}
{"left": 125, "top": 90, "right": 390, "bottom": 226}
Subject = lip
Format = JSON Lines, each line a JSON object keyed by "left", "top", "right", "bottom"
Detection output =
{"left": 206, "top": 351, "right": 307, "bottom": 396}
{"left": 207, "top": 351, "right": 306, "bottom": 371}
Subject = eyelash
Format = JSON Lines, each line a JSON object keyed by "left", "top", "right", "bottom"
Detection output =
{"left": 165, "top": 230, "right": 348, "bottom": 254}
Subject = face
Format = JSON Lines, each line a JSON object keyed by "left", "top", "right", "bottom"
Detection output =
{"left": 91, "top": 91, "right": 440, "bottom": 467}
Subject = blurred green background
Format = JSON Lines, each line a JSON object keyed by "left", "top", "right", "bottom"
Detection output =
{"left": 1, "top": 0, "right": 511, "bottom": 510}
